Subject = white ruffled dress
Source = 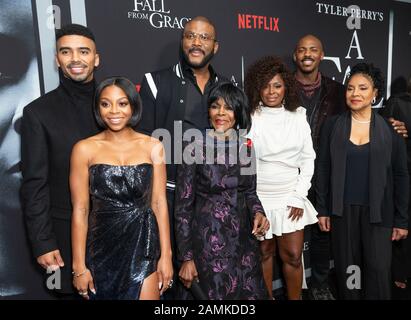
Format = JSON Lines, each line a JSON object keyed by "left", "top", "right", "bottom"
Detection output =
{"left": 248, "top": 106, "right": 318, "bottom": 238}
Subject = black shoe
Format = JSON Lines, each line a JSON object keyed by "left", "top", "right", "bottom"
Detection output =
{"left": 308, "top": 287, "right": 336, "bottom": 300}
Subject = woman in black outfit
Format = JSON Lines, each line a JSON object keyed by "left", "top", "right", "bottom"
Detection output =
{"left": 316, "top": 63, "right": 409, "bottom": 299}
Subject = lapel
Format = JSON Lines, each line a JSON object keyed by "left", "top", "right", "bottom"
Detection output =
{"left": 369, "top": 112, "right": 392, "bottom": 223}
{"left": 330, "top": 112, "right": 350, "bottom": 216}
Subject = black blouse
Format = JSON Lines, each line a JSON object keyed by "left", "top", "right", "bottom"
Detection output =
{"left": 343, "top": 141, "right": 370, "bottom": 206}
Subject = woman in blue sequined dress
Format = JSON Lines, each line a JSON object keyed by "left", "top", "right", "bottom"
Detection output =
{"left": 70, "top": 77, "right": 172, "bottom": 300}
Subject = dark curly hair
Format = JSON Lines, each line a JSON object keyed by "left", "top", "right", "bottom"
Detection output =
{"left": 348, "top": 63, "right": 385, "bottom": 103}
{"left": 244, "top": 55, "right": 299, "bottom": 114}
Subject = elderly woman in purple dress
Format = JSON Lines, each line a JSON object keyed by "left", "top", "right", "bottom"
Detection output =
{"left": 174, "top": 82, "right": 270, "bottom": 300}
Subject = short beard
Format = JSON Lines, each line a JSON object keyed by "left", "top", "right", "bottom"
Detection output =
{"left": 71, "top": 74, "right": 92, "bottom": 83}
{"left": 183, "top": 48, "right": 215, "bottom": 69}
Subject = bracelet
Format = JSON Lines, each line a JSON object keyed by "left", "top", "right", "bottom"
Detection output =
{"left": 72, "top": 268, "right": 88, "bottom": 278}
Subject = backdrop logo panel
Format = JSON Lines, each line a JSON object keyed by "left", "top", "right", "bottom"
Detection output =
{"left": 313, "top": 1, "right": 388, "bottom": 100}
{"left": 238, "top": 14, "right": 280, "bottom": 32}
{"left": 316, "top": 2, "right": 384, "bottom": 21}
{"left": 127, "top": 0, "right": 190, "bottom": 29}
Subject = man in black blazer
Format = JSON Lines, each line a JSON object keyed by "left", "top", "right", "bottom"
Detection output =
{"left": 293, "top": 34, "right": 346, "bottom": 300}
{"left": 20, "top": 24, "right": 100, "bottom": 297}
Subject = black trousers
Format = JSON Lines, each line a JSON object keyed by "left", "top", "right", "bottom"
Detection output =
{"left": 308, "top": 188, "right": 332, "bottom": 289}
{"left": 331, "top": 205, "right": 392, "bottom": 300}
{"left": 392, "top": 239, "right": 409, "bottom": 282}
{"left": 309, "top": 223, "right": 332, "bottom": 288}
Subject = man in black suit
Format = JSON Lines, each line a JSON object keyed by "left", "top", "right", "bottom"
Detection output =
{"left": 20, "top": 24, "right": 100, "bottom": 297}
{"left": 293, "top": 34, "right": 346, "bottom": 300}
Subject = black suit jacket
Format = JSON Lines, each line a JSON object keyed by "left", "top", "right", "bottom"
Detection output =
{"left": 138, "top": 61, "right": 225, "bottom": 187}
{"left": 20, "top": 76, "right": 99, "bottom": 258}
{"left": 316, "top": 111, "right": 409, "bottom": 229}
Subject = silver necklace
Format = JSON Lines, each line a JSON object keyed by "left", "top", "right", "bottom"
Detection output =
{"left": 351, "top": 116, "right": 371, "bottom": 124}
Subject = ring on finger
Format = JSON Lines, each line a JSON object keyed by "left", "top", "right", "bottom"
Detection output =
{"left": 168, "top": 279, "right": 174, "bottom": 288}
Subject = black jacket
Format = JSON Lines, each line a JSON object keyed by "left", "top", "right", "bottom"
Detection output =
{"left": 138, "top": 61, "right": 224, "bottom": 188}
{"left": 304, "top": 75, "right": 347, "bottom": 153}
{"left": 298, "top": 75, "right": 346, "bottom": 205}
{"left": 20, "top": 75, "right": 99, "bottom": 258}
{"left": 316, "top": 111, "right": 409, "bottom": 229}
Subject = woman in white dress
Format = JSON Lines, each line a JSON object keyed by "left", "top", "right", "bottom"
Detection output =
{"left": 245, "top": 56, "right": 318, "bottom": 300}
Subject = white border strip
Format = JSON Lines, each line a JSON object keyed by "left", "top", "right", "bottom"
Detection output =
{"left": 387, "top": 10, "right": 394, "bottom": 99}
{"left": 70, "top": 0, "right": 88, "bottom": 25}
{"left": 35, "top": 0, "right": 59, "bottom": 93}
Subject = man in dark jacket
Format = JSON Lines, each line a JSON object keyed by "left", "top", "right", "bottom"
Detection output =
{"left": 139, "top": 16, "right": 225, "bottom": 298}
{"left": 293, "top": 34, "right": 346, "bottom": 300}
{"left": 20, "top": 24, "right": 100, "bottom": 297}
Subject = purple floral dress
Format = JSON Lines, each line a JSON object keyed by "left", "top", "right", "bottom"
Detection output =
{"left": 175, "top": 134, "right": 268, "bottom": 300}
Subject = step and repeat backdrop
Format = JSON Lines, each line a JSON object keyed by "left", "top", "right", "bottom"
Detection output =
{"left": 0, "top": 0, "right": 410, "bottom": 298}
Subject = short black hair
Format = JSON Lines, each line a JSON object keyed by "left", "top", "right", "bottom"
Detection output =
{"left": 348, "top": 63, "right": 385, "bottom": 103}
{"left": 208, "top": 82, "right": 252, "bottom": 133}
{"left": 94, "top": 77, "right": 142, "bottom": 129}
{"left": 56, "top": 24, "right": 96, "bottom": 42}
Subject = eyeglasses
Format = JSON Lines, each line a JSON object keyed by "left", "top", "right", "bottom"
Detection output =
{"left": 183, "top": 32, "right": 216, "bottom": 42}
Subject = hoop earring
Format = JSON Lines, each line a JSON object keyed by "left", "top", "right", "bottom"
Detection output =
{"left": 372, "top": 97, "right": 376, "bottom": 104}
{"left": 258, "top": 101, "right": 264, "bottom": 110}
{"left": 282, "top": 98, "right": 286, "bottom": 107}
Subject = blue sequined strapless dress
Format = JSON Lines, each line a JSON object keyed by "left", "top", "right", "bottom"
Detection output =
{"left": 86, "top": 163, "right": 160, "bottom": 300}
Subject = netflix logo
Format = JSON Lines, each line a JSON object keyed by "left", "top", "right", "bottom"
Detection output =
{"left": 238, "top": 14, "right": 280, "bottom": 32}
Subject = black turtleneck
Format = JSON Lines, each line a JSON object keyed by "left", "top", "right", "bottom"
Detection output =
{"left": 59, "top": 70, "right": 96, "bottom": 100}
{"left": 58, "top": 71, "right": 99, "bottom": 139}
